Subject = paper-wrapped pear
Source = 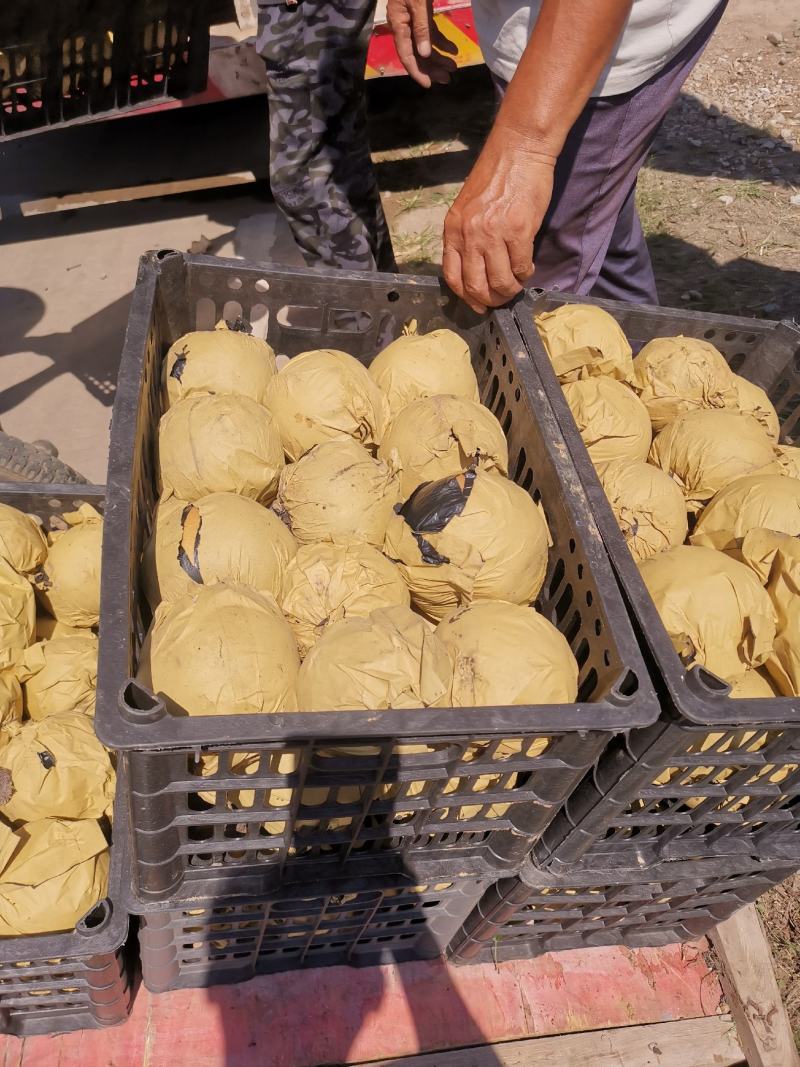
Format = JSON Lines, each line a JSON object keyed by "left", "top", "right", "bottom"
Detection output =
{"left": 384, "top": 469, "right": 549, "bottom": 622}
{"left": 158, "top": 393, "right": 284, "bottom": 504}
{"left": 649, "top": 410, "right": 777, "bottom": 513}
{"left": 0, "top": 818, "right": 109, "bottom": 936}
{"left": 378, "top": 394, "right": 508, "bottom": 498}
{"left": 277, "top": 439, "right": 400, "bottom": 548}
{"left": 15, "top": 633, "right": 98, "bottom": 719}
{"left": 0, "top": 713, "right": 115, "bottom": 825}
{"left": 638, "top": 544, "right": 776, "bottom": 681}
{"left": 296, "top": 605, "right": 452, "bottom": 711}
{"left": 632, "top": 336, "right": 737, "bottom": 430}
{"left": 281, "top": 542, "right": 409, "bottom": 657}
{"left": 35, "top": 615, "right": 85, "bottom": 641}
{"left": 0, "top": 671, "right": 22, "bottom": 727}
{"left": 749, "top": 535, "right": 800, "bottom": 696}
{"left": 143, "top": 492, "right": 297, "bottom": 606}
{"left": 775, "top": 445, "right": 800, "bottom": 480}
{"left": 264, "top": 348, "right": 389, "bottom": 461}
{"left": 741, "top": 528, "right": 800, "bottom": 585}
{"left": 691, "top": 474, "right": 800, "bottom": 556}
{"left": 598, "top": 459, "right": 687, "bottom": 562}
{"left": 368, "top": 328, "right": 478, "bottom": 420}
{"left": 534, "top": 303, "right": 634, "bottom": 383}
{"left": 436, "top": 600, "right": 578, "bottom": 706}
{"left": 727, "top": 375, "right": 779, "bottom": 440}
{"left": 562, "top": 377, "right": 651, "bottom": 466}
{"left": 0, "top": 504, "right": 47, "bottom": 576}
{"left": 0, "top": 558, "right": 35, "bottom": 656}
{"left": 33, "top": 503, "right": 102, "bottom": 627}
{"left": 163, "top": 320, "right": 278, "bottom": 410}
{"left": 137, "top": 583, "right": 299, "bottom": 716}
{"left": 728, "top": 670, "right": 778, "bottom": 699}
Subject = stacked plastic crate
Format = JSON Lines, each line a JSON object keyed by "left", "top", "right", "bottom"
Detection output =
{"left": 95, "top": 252, "right": 661, "bottom": 992}
{"left": 448, "top": 295, "right": 800, "bottom": 964}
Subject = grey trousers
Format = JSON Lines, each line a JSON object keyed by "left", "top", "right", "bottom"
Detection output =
{"left": 495, "top": 1, "right": 727, "bottom": 304}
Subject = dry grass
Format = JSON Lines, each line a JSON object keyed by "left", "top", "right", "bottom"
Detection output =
{"left": 758, "top": 873, "right": 800, "bottom": 1049}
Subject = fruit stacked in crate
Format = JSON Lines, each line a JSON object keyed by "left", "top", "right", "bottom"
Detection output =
{"left": 0, "top": 487, "right": 129, "bottom": 1036}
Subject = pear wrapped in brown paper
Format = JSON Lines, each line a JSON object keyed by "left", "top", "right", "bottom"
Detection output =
{"left": 775, "top": 444, "right": 800, "bottom": 480}
{"left": 296, "top": 604, "right": 452, "bottom": 711}
{"left": 0, "top": 558, "right": 35, "bottom": 656}
{"left": 748, "top": 534, "right": 800, "bottom": 697}
{"left": 277, "top": 439, "right": 400, "bottom": 548}
{"left": 158, "top": 393, "right": 285, "bottom": 504}
{"left": 0, "top": 713, "right": 115, "bottom": 825}
{"left": 534, "top": 303, "right": 634, "bottom": 384}
{"left": 281, "top": 542, "right": 409, "bottom": 658}
{"left": 598, "top": 459, "right": 688, "bottom": 563}
{"left": 0, "top": 503, "right": 47, "bottom": 576}
{"left": 368, "top": 327, "right": 478, "bottom": 420}
{"left": 632, "top": 336, "right": 737, "bottom": 430}
{"left": 691, "top": 474, "right": 800, "bottom": 557}
{"left": 728, "top": 375, "right": 780, "bottom": 440}
{"left": 265, "top": 348, "right": 389, "bottom": 462}
{"left": 16, "top": 633, "right": 98, "bottom": 719}
{"left": 0, "top": 670, "right": 22, "bottom": 727}
{"left": 33, "top": 503, "right": 102, "bottom": 628}
{"left": 728, "top": 669, "right": 778, "bottom": 699}
{"left": 649, "top": 410, "right": 777, "bottom": 513}
{"left": 385, "top": 469, "right": 549, "bottom": 622}
{"left": 35, "top": 615, "right": 85, "bottom": 641}
{"left": 0, "top": 818, "right": 109, "bottom": 937}
{"left": 740, "top": 527, "right": 800, "bottom": 585}
{"left": 378, "top": 394, "right": 509, "bottom": 498}
{"left": 562, "top": 377, "right": 651, "bottom": 466}
{"left": 143, "top": 492, "right": 297, "bottom": 606}
{"left": 138, "top": 582, "right": 300, "bottom": 716}
{"left": 162, "top": 320, "right": 278, "bottom": 410}
{"left": 638, "top": 544, "right": 776, "bottom": 682}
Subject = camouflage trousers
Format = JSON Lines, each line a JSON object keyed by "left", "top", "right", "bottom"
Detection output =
{"left": 256, "top": 0, "right": 396, "bottom": 272}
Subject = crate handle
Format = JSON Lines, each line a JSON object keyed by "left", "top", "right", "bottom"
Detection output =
{"left": 120, "top": 679, "right": 168, "bottom": 725}
{"left": 684, "top": 665, "right": 730, "bottom": 699}
{"left": 76, "top": 899, "right": 112, "bottom": 938}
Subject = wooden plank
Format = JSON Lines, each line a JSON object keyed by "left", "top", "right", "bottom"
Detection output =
{"left": 232, "top": 0, "right": 257, "bottom": 33}
{"left": 363, "top": 1015, "right": 744, "bottom": 1067}
{"left": 710, "top": 903, "right": 800, "bottom": 1067}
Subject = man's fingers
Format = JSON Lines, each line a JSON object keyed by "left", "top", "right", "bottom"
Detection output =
{"left": 408, "top": 0, "right": 432, "bottom": 57}
{"left": 484, "top": 244, "right": 524, "bottom": 302}
{"left": 506, "top": 234, "right": 534, "bottom": 285}
{"left": 442, "top": 246, "right": 465, "bottom": 301}
{"left": 393, "top": 23, "right": 434, "bottom": 86}
{"left": 460, "top": 247, "right": 494, "bottom": 314}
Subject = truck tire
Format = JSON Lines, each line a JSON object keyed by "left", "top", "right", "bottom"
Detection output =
{"left": 0, "top": 431, "right": 88, "bottom": 484}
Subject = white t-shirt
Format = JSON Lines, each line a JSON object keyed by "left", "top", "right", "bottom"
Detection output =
{"left": 472, "top": 0, "right": 723, "bottom": 96}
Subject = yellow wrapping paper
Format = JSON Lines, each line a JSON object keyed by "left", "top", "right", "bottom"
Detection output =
{"left": 0, "top": 713, "right": 115, "bottom": 824}
{"left": 562, "top": 378, "right": 651, "bottom": 466}
{"left": 296, "top": 605, "right": 452, "bottom": 711}
{"left": 775, "top": 445, "right": 800, "bottom": 481}
{"left": 137, "top": 582, "right": 299, "bottom": 716}
{"left": 691, "top": 474, "right": 800, "bottom": 556}
{"left": 649, "top": 410, "right": 778, "bottom": 513}
{"left": 728, "top": 669, "right": 779, "bottom": 699}
{"left": 597, "top": 459, "right": 688, "bottom": 563}
{"left": 384, "top": 470, "right": 550, "bottom": 622}
{"left": 638, "top": 544, "right": 776, "bottom": 681}
{"left": 378, "top": 394, "right": 509, "bottom": 498}
{"left": 755, "top": 536, "right": 800, "bottom": 697}
{"left": 368, "top": 328, "right": 478, "bottom": 420}
{"left": 33, "top": 503, "right": 102, "bottom": 628}
{"left": 35, "top": 615, "right": 85, "bottom": 641}
{"left": 740, "top": 528, "right": 799, "bottom": 585}
{"left": 276, "top": 439, "right": 401, "bottom": 548}
{"left": 0, "top": 504, "right": 47, "bottom": 576}
{"left": 264, "top": 349, "right": 389, "bottom": 462}
{"left": 727, "top": 375, "right": 780, "bottom": 440}
{"left": 158, "top": 393, "right": 284, "bottom": 504}
{"left": 0, "top": 558, "right": 35, "bottom": 656}
{"left": 143, "top": 492, "right": 297, "bottom": 606}
{"left": 0, "top": 818, "right": 109, "bottom": 936}
{"left": 0, "top": 671, "right": 23, "bottom": 727}
{"left": 534, "top": 304, "right": 634, "bottom": 384}
{"left": 632, "top": 336, "right": 737, "bottom": 430}
{"left": 15, "top": 633, "right": 97, "bottom": 719}
{"left": 436, "top": 600, "right": 578, "bottom": 706}
{"left": 163, "top": 321, "right": 278, "bottom": 410}
{"left": 281, "top": 542, "right": 410, "bottom": 658}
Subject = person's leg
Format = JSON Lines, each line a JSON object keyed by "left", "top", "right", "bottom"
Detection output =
{"left": 592, "top": 182, "right": 658, "bottom": 303}
{"left": 257, "top": 0, "right": 396, "bottom": 272}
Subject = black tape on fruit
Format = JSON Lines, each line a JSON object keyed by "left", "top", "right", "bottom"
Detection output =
{"left": 177, "top": 504, "right": 203, "bottom": 584}
{"left": 169, "top": 344, "right": 188, "bottom": 381}
{"left": 225, "top": 317, "right": 253, "bottom": 335}
{"left": 397, "top": 469, "right": 476, "bottom": 565}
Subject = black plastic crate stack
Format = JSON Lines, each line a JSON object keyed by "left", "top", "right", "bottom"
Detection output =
{"left": 97, "top": 251, "right": 659, "bottom": 992}
{"left": 0, "top": 1, "right": 211, "bottom": 139}
{"left": 447, "top": 294, "right": 800, "bottom": 966}
{"left": 0, "top": 485, "right": 131, "bottom": 1037}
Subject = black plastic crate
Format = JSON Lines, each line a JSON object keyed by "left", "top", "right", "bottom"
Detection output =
{"left": 447, "top": 855, "right": 795, "bottom": 965}
{"left": 511, "top": 292, "right": 800, "bottom": 867}
{"left": 0, "top": 484, "right": 131, "bottom": 1037}
{"left": 137, "top": 868, "right": 491, "bottom": 992}
{"left": 0, "top": 1, "right": 211, "bottom": 139}
{"left": 96, "top": 251, "right": 658, "bottom": 904}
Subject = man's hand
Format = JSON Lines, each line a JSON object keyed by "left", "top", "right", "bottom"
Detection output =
{"left": 443, "top": 132, "right": 556, "bottom": 313}
{"left": 387, "top": 0, "right": 458, "bottom": 87}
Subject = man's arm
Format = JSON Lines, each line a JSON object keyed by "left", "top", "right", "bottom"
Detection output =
{"left": 389, "top": 0, "right": 633, "bottom": 311}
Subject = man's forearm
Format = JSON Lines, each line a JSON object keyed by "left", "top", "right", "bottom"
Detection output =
{"left": 492, "top": 0, "right": 634, "bottom": 157}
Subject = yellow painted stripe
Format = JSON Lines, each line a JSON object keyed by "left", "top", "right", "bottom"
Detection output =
{"left": 366, "top": 64, "right": 381, "bottom": 77}
{"left": 433, "top": 14, "right": 483, "bottom": 66}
